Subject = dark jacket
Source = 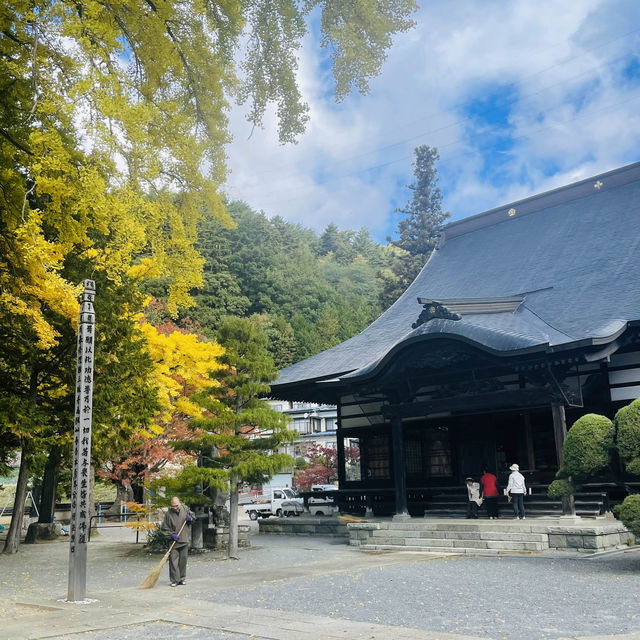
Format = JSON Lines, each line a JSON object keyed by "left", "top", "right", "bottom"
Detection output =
{"left": 160, "top": 504, "right": 194, "bottom": 545}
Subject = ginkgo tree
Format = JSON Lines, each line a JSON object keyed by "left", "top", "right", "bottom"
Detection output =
{"left": 100, "top": 315, "right": 225, "bottom": 507}
{"left": 1, "top": 0, "right": 416, "bottom": 350}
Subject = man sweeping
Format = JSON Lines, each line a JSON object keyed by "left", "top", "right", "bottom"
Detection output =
{"left": 160, "top": 496, "right": 195, "bottom": 587}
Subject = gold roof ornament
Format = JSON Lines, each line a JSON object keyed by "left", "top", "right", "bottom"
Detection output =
{"left": 594, "top": 180, "right": 603, "bottom": 190}
{"left": 508, "top": 208, "right": 516, "bottom": 217}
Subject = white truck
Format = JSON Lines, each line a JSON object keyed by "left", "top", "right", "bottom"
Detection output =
{"left": 243, "top": 488, "right": 303, "bottom": 520}
{"left": 307, "top": 484, "right": 339, "bottom": 516}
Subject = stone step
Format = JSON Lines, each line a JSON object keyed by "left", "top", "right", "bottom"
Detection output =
{"left": 425, "top": 507, "right": 602, "bottom": 517}
{"left": 362, "top": 535, "right": 547, "bottom": 551}
{"left": 427, "top": 500, "right": 604, "bottom": 509}
{"left": 370, "top": 529, "right": 547, "bottom": 542}
{"left": 357, "top": 542, "right": 544, "bottom": 554}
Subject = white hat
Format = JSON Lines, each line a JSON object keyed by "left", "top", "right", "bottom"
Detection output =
{"left": 509, "top": 463, "right": 519, "bottom": 471}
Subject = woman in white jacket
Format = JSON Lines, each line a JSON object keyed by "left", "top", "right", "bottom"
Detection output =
{"left": 506, "top": 463, "right": 526, "bottom": 519}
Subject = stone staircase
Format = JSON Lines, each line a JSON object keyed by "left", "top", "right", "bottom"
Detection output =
{"left": 350, "top": 520, "right": 548, "bottom": 553}
{"left": 348, "top": 518, "right": 632, "bottom": 554}
{"left": 424, "top": 488, "right": 607, "bottom": 518}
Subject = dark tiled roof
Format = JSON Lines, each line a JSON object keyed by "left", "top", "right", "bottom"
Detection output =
{"left": 273, "top": 162, "right": 640, "bottom": 392}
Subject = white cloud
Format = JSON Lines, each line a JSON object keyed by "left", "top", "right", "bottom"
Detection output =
{"left": 222, "top": 0, "right": 640, "bottom": 241}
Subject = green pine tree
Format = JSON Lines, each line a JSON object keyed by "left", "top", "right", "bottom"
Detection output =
{"left": 152, "top": 317, "right": 294, "bottom": 558}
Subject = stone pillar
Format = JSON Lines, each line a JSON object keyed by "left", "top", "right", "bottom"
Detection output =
{"left": 391, "top": 414, "right": 408, "bottom": 518}
{"left": 67, "top": 280, "right": 96, "bottom": 602}
{"left": 191, "top": 516, "right": 204, "bottom": 550}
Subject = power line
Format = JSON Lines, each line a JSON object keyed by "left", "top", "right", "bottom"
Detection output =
{"left": 242, "top": 90, "right": 640, "bottom": 210}
{"left": 227, "top": 26, "right": 640, "bottom": 184}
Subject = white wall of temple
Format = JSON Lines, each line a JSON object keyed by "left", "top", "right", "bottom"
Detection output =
{"left": 607, "top": 349, "right": 640, "bottom": 402}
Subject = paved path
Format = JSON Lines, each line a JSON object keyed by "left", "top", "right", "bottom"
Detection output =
{"left": 0, "top": 527, "right": 639, "bottom": 640}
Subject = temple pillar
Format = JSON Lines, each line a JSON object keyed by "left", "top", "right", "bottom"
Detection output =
{"left": 524, "top": 411, "right": 536, "bottom": 471}
{"left": 551, "top": 402, "right": 576, "bottom": 517}
{"left": 336, "top": 408, "right": 346, "bottom": 486}
{"left": 391, "top": 414, "right": 408, "bottom": 518}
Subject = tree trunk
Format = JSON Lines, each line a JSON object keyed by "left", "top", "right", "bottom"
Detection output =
{"left": 104, "top": 481, "right": 133, "bottom": 516}
{"left": 89, "top": 465, "right": 98, "bottom": 535}
{"left": 228, "top": 478, "right": 239, "bottom": 559}
{"left": 132, "top": 481, "right": 144, "bottom": 504}
{"left": 3, "top": 440, "right": 30, "bottom": 554}
{"left": 38, "top": 447, "right": 60, "bottom": 524}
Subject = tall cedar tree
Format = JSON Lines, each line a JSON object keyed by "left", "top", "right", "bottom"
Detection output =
{"left": 152, "top": 318, "right": 293, "bottom": 558}
{"left": 383, "top": 146, "right": 450, "bottom": 306}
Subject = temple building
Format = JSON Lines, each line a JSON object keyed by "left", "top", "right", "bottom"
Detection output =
{"left": 270, "top": 162, "right": 640, "bottom": 517}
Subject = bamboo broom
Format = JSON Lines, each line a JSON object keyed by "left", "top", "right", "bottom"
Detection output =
{"left": 138, "top": 519, "right": 188, "bottom": 589}
{"left": 339, "top": 514, "right": 363, "bottom": 524}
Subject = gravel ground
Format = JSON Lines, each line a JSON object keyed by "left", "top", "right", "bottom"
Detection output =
{"left": 194, "top": 549, "right": 640, "bottom": 640}
{"left": 2, "top": 525, "right": 640, "bottom": 640}
{"left": 0, "top": 524, "right": 345, "bottom": 601}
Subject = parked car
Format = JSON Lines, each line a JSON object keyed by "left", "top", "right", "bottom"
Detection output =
{"left": 244, "top": 488, "right": 303, "bottom": 520}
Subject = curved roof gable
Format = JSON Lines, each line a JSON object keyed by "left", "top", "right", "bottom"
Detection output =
{"left": 273, "top": 162, "right": 640, "bottom": 391}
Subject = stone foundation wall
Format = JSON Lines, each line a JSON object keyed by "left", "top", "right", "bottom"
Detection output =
{"left": 259, "top": 516, "right": 348, "bottom": 538}
{"left": 546, "top": 524, "right": 633, "bottom": 551}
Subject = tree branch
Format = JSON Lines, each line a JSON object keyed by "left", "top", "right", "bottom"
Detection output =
{"left": 0, "top": 128, "right": 33, "bottom": 155}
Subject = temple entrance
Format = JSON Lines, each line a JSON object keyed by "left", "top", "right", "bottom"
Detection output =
{"left": 403, "top": 408, "right": 559, "bottom": 489}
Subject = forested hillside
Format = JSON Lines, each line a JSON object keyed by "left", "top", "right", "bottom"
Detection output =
{"left": 146, "top": 202, "right": 395, "bottom": 367}
{"left": 144, "top": 145, "right": 447, "bottom": 369}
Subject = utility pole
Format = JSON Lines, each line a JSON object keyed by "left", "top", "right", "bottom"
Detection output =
{"left": 67, "top": 280, "right": 96, "bottom": 601}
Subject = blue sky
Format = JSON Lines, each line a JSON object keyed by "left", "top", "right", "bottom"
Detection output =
{"left": 224, "top": 0, "right": 640, "bottom": 243}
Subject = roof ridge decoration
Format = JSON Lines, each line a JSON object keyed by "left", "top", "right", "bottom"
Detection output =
{"left": 415, "top": 296, "right": 525, "bottom": 325}
{"left": 412, "top": 300, "right": 461, "bottom": 328}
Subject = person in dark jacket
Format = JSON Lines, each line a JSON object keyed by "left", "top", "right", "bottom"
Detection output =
{"left": 480, "top": 469, "right": 500, "bottom": 519}
{"left": 160, "top": 496, "right": 195, "bottom": 587}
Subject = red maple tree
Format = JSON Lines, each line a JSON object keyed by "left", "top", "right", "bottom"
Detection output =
{"left": 294, "top": 443, "right": 360, "bottom": 491}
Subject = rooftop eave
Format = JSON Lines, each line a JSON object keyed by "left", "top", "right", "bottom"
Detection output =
{"left": 333, "top": 322, "right": 633, "bottom": 386}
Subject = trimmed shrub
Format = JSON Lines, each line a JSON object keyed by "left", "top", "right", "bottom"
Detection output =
{"left": 563, "top": 413, "right": 613, "bottom": 478}
{"left": 615, "top": 398, "right": 640, "bottom": 475}
{"left": 547, "top": 478, "right": 574, "bottom": 499}
{"left": 613, "top": 494, "right": 640, "bottom": 539}
{"left": 145, "top": 524, "right": 170, "bottom": 553}
{"left": 626, "top": 458, "right": 640, "bottom": 477}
